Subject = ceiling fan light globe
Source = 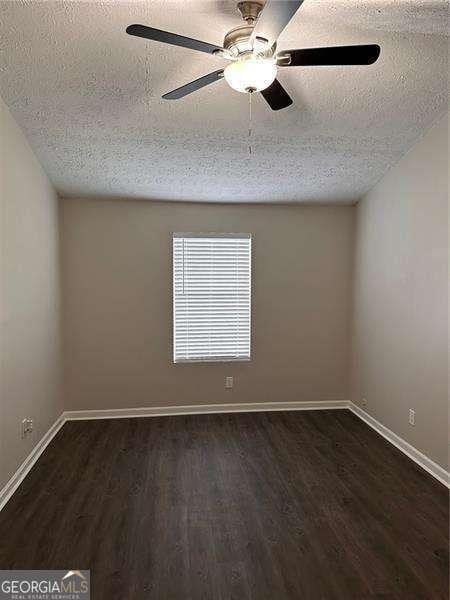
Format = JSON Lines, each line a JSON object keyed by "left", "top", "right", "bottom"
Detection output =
{"left": 224, "top": 57, "right": 277, "bottom": 93}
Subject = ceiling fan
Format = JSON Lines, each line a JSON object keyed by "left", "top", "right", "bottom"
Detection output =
{"left": 126, "top": 0, "right": 380, "bottom": 111}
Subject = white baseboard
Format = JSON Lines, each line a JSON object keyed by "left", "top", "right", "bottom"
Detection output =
{"left": 2, "top": 399, "right": 447, "bottom": 514}
{"left": 63, "top": 400, "right": 349, "bottom": 421}
{"left": 65, "top": 401, "right": 450, "bottom": 487}
{"left": 0, "top": 414, "right": 66, "bottom": 512}
{"left": 349, "top": 402, "right": 449, "bottom": 488}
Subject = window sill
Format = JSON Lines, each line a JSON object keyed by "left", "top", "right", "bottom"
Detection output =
{"left": 174, "top": 357, "right": 251, "bottom": 364}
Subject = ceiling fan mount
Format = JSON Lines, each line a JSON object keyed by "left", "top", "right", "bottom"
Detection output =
{"left": 237, "top": 1, "right": 265, "bottom": 25}
{"left": 126, "top": 0, "right": 381, "bottom": 111}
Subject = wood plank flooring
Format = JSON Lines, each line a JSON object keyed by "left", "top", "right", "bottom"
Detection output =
{"left": 0, "top": 410, "right": 448, "bottom": 599}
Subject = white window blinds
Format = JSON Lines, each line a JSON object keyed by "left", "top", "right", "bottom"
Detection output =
{"left": 173, "top": 233, "right": 251, "bottom": 363}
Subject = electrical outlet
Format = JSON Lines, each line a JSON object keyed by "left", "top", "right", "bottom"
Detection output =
{"left": 409, "top": 409, "right": 415, "bottom": 426}
{"left": 225, "top": 376, "right": 233, "bottom": 389}
{"left": 361, "top": 398, "right": 367, "bottom": 407}
{"left": 21, "top": 418, "right": 33, "bottom": 438}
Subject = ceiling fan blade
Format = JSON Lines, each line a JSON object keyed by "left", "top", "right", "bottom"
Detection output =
{"left": 278, "top": 44, "right": 381, "bottom": 66}
{"left": 126, "top": 24, "right": 223, "bottom": 55}
{"left": 260, "top": 79, "right": 293, "bottom": 111}
{"left": 162, "top": 70, "right": 224, "bottom": 100}
{"left": 251, "top": 1, "right": 305, "bottom": 48}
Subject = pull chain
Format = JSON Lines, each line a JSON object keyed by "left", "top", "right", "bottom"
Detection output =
{"left": 248, "top": 91, "right": 253, "bottom": 157}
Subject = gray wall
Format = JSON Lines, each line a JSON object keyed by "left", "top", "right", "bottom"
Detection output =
{"left": 60, "top": 200, "right": 355, "bottom": 411}
{"left": 351, "top": 112, "right": 448, "bottom": 469}
{"left": 0, "top": 97, "right": 62, "bottom": 490}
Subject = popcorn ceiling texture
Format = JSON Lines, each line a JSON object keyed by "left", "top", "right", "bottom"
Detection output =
{"left": 0, "top": 0, "right": 448, "bottom": 203}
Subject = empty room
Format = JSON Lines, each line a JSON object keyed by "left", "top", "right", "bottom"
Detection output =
{"left": 0, "top": 1, "right": 448, "bottom": 598}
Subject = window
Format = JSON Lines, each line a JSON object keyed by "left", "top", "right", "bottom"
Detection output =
{"left": 173, "top": 233, "right": 251, "bottom": 363}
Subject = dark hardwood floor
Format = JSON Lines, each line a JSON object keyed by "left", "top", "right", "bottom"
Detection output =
{"left": 0, "top": 410, "right": 448, "bottom": 599}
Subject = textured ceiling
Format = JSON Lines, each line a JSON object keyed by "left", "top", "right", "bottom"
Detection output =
{"left": 0, "top": 1, "right": 448, "bottom": 203}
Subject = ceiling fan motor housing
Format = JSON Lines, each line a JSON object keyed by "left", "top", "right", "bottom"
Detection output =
{"left": 224, "top": 25, "right": 253, "bottom": 56}
{"left": 221, "top": 1, "right": 272, "bottom": 59}
{"left": 223, "top": 25, "right": 273, "bottom": 59}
